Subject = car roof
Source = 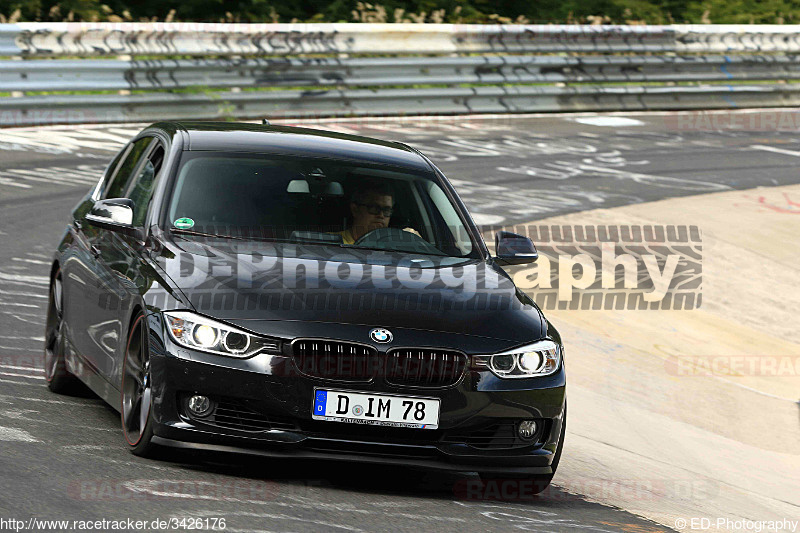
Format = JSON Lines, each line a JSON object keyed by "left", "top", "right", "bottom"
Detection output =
{"left": 152, "top": 121, "right": 432, "bottom": 172}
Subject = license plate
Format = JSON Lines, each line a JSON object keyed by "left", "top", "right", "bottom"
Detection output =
{"left": 312, "top": 389, "right": 440, "bottom": 429}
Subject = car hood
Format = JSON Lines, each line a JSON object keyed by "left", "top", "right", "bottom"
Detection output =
{"left": 155, "top": 237, "right": 545, "bottom": 343}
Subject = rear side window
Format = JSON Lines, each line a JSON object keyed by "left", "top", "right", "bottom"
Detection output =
{"left": 103, "top": 137, "right": 154, "bottom": 200}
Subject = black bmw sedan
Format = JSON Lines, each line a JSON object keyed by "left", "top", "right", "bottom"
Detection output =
{"left": 45, "top": 122, "right": 566, "bottom": 492}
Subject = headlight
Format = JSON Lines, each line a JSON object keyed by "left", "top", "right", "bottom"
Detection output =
{"left": 163, "top": 311, "right": 280, "bottom": 358}
{"left": 472, "top": 339, "right": 562, "bottom": 378}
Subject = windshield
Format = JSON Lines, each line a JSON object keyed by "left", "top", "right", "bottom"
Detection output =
{"left": 166, "top": 152, "right": 478, "bottom": 259}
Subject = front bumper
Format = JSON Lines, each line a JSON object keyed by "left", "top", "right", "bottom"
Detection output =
{"left": 148, "top": 339, "right": 566, "bottom": 475}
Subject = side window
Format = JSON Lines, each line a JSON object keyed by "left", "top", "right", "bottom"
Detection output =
{"left": 125, "top": 143, "right": 165, "bottom": 227}
{"left": 102, "top": 137, "right": 154, "bottom": 200}
{"left": 422, "top": 181, "right": 473, "bottom": 256}
{"left": 93, "top": 144, "right": 130, "bottom": 200}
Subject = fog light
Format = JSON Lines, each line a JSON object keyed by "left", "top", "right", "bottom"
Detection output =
{"left": 518, "top": 420, "right": 538, "bottom": 439}
{"left": 188, "top": 395, "right": 212, "bottom": 417}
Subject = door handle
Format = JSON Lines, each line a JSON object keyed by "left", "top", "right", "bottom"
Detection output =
{"left": 74, "top": 220, "right": 82, "bottom": 230}
{"left": 90, "top": 245, "right": 101, "bottom": 257}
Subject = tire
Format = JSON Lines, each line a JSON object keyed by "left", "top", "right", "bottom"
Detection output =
{"left": 43, "top": 269, "right": 81, "bottom": 394}
{"left": 120, "top": 312, "right": 159, "bottom": 457}
{"left": 479, "top": 402, "right": 567, "bottom": 496}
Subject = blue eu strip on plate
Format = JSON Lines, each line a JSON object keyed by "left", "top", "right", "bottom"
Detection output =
{"left": 314, "top": 390, "right": 327, "bottom": 415}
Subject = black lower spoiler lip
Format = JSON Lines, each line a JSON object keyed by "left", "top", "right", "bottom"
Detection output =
{"left": 150, "top": 435, "right": 554, "bottom": 476}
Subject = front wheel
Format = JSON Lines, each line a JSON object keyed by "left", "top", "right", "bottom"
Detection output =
{"left": 121, "top": 312, "right": 159, "bottom": 457}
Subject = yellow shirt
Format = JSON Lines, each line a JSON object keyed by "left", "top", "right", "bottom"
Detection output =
{"left": 334, "top": 229, "right": 355, "bottom": 245}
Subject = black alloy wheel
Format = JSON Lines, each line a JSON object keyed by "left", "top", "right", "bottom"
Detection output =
{"left": 44, "top": 269, "right": 79, "bottom": 393}
{"left": 121, "top": 312, "right": 157, "bottom": 456}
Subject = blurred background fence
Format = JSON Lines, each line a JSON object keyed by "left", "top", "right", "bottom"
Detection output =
{"left": 2, "top": 23, "right": 800, "bottom": 126}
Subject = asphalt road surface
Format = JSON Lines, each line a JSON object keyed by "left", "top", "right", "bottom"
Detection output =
{"left": 1, "top": 110, "right": 799, "bottom": 533}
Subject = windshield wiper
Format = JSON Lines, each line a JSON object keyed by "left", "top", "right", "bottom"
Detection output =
{"left": 171, "top": 228, "right": 264, "bottom": 242}
{"left": 340, "top": 244, "right": 448, "bottom": 257}
{"left": 170, "top": 229, "right": 453, "bottom": 257}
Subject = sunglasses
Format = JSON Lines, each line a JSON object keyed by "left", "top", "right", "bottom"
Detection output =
{"left": 356, "top": 203, "right": 394, "bottom": 217}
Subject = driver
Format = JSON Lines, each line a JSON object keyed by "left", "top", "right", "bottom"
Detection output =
{"left": 336, "top": 181, "right": 420, "bottom": 245}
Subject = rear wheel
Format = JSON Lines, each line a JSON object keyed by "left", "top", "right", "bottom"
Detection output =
{"left": 44, "top": 270, "right": 80, "bottom": 394}
{"left": 121, "top": 312, "right": 158, "bottom": 457}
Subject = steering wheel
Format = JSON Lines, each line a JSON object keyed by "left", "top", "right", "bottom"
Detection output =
{"left": 353, "top": 227, "right": 442, "bottom": 255}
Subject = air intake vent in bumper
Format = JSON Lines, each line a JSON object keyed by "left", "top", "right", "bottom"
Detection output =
{"left": 185, "top": 397, "right": 298, "bottom": 433}
{"left": 442, "top": 420, "right": 547, "bottom": 449}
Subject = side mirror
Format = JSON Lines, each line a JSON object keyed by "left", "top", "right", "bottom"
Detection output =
{"left": 494, "top": 231, "right": 538, "bottom": 266}
{"left": 86, "top": 198, "right": 139, "bottom": 237}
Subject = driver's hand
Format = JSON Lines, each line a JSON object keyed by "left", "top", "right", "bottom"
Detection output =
{"left": 402, "top": 227, "right": 422, "bottom": 238}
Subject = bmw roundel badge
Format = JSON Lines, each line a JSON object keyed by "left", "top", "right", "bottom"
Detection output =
{"left": 369, "top": 328, "right": 393, "bottom": 344}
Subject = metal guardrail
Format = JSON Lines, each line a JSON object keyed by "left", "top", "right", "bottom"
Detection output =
{"left": 2, "top": 23, "right": 677, "bottom": 56}
{"left": 7, "top": 84, "right": 800, "bottom": 127}
{"left": 1, "top": 23, "right": 800, "bottom": 126}
{"left": 2, "top": 55, "right": 799, "bottom": 93}
{"left": 673, "top": 24, "right": 800, "bottom": 52}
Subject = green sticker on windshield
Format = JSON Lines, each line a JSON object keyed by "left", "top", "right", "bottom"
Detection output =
{"left": 173, "top": 217, "right": 194, "bottom": 230}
